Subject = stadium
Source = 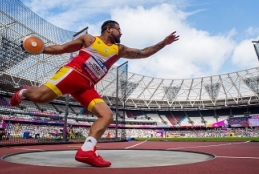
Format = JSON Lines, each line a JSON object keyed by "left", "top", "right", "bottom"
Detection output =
{"left": 0, "top": 1, "right": 259, "bottom": 173}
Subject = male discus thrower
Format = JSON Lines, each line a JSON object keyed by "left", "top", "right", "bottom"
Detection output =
{"left": 22, "top": 35, "right": 45, "bottom": 54}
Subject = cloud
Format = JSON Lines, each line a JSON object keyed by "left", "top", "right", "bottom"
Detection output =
{"left": 232, "top": 39, "right": 259, "bottom": 69}
{"left": 111, "top": 4, "right": 236, "bottom": 78}
{"left": 245, "top": 27, "right": 259, "bottom": 38}
{"left": 20, "top": 0, "right": 258, "bottom": 79}
{"left": 21, "top": 0, "right": 187, "bottom": 31}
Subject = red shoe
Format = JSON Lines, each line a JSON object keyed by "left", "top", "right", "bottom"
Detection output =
{"left": 75, "top": 146, "right": 111, "bottom": 167}
{"left": 10, "top": 86, "right": 29, "bottom": 106}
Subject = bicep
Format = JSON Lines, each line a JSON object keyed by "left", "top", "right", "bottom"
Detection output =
{"left": 61, "top": 37, "right": 85, "bottom": 53}
{"left": 119, "top": 45, "right": 146, "bottom": 59}
{"left": 61, "top": 34, "right": 93, "bottom": 53}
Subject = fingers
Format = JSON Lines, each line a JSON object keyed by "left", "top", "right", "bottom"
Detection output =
{"left": 170, "top": 31, "right": 178, "bottom": 36}
{"left": 169, "top": 31, "right": 179, "bottom": 39}
{"left": 164, "top": 31, "right": 179, "bottom": 45}
{"left": 171, "top": 31, "right": 179, "bottom": 41}
{"left": 20, "top": 40, "right": 25, "bottom": 51}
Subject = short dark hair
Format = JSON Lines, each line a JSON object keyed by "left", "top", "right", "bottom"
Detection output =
{"left": 101, "top": 20, "right": 119, "bottom": 33}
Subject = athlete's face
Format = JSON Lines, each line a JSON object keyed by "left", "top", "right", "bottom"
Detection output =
{"left": 110, "top": 25, "right": 122, "bottom": 43}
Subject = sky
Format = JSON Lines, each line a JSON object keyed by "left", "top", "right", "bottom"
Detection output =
{"left": 20, "top": 0, "right": 259, "bottom": 79}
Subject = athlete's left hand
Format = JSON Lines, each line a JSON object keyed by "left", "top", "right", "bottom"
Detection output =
{"left": 163, "top": 31, "right": 179, "bottom": 45}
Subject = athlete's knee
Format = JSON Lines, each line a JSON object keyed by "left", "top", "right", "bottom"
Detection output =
{"left": 100, "top": 110, "right": 113, "bottom": 122}
{"left": 106, "top": 110, "right": 114, "bottom": 124}
{"left": 95, "top": 108, "right": 113, "bottom": 123}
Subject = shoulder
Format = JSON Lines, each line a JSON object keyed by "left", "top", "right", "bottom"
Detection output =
{"left": 118, "top": 43, "right": 127, "bottom": 52}
{"left": 80, "top": 34, "right": 96, "bottom": 48}
{"left": 81, "top": 34, "right": 94, "bottom": 39}
{"left": 81, "top": 34, "right": 95, "bottom": 42}
{"left": 117, "top": 44, "right": 124, "bottom": 58}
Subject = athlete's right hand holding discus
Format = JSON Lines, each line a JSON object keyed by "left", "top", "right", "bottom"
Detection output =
{"left": 21, "top": 35, "right": 45, "bottom": 54}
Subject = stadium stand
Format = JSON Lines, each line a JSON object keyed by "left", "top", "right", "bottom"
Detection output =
{"left": 159, "top": 111, "right": 178, "bottom": 126}
{"left": 0, "top": 0, "right": 259, "bottom": 147}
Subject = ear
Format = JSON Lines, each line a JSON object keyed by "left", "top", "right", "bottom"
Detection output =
{"left": 106, "top": 27, "right": 113, "bottom": 34}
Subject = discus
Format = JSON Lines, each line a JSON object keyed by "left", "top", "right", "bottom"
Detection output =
{"left": 22, "top": 35, "right": 45, "bottom": 54}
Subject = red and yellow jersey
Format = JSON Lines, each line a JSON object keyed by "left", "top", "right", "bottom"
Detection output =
{"left": 66, "top": 36, "right": 119, "bottom": 83}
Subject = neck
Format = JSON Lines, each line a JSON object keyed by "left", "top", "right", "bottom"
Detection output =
{"left": 98, "top": 35, "right": 114, "bottom": 45}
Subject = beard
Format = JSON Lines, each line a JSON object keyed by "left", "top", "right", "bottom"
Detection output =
{"left": 111, "top": 33, "right": 121, "bottom": 43}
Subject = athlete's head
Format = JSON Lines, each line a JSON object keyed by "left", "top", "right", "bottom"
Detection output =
{"left": 101, "top": 20, "right": 121, "bottom": 43}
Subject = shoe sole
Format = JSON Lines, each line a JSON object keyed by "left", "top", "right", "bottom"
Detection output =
{"left": 75, "top": 157, "right": 111, "bottom": 167}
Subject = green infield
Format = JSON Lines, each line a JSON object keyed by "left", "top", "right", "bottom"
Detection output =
{"left": 134, "top": 137, "right": 259, "bottom": 142}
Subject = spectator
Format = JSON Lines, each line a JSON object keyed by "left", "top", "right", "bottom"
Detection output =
{"left": 35, "top": 126, "right": 40, "bottom": 139}
{"left": 0, "top": 116, "right": 7, "bottom": 140}
{"left": 55, "top": 129, "right": 60, "bottom": 139}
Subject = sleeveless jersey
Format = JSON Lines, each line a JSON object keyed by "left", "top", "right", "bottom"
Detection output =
{"left": 66, "top": 36, "right": 119, "bottom": 84}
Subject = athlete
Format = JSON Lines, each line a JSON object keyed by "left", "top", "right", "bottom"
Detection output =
{"left": 10, "top": 20, "right": 179, "bottom": 167}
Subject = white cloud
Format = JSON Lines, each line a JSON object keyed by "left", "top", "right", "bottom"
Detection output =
{"left": 112, "top": 4, "right": 236, "bottom": 79}
{"left": 21, "top": 0, "right": 187, "bottom": 31}
{"left": 20, "top": 0, "right": 258, "bottom": 79}
{"left": 245, "top": 27, "right": 259, "bottom": 37}
{"left": 232, "top": 39, "right": 259, "bottom": 69}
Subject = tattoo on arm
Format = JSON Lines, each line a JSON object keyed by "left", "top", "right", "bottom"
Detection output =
{"left": 120, "top": 41, "right": 165, "bottom": 59}
{"left": 86, "top": 36, "right": 95, "bottom": 47}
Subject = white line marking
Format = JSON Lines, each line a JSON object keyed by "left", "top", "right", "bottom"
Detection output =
{"left": 217, "top": 156, "right": 259, "bottom": 160}
{"left": 13, "top": 148, "right": 44, "bottom": 151}
{"left": 125, "top": 139, "right": 149, "bottom": 149}
{"left": 166, "top": 141, "right": 250, "bottom": 150}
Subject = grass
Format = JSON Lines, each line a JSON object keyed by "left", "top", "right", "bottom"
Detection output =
{"left": 134, "top": 137, "right": 259, "bottom": 142}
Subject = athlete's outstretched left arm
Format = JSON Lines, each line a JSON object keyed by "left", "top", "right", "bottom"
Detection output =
{"left": 119, "top": 31, "right": 179, "bottom": 59}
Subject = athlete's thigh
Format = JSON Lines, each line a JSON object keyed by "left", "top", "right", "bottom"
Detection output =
{"left": 45, "top": 66, "right": 90, "bottom": 97}
{"left": 32, "top": 84, "right": 58, "bottom": 103}
{"left": 71, "top": 88, "right": 111, "bottom": 117}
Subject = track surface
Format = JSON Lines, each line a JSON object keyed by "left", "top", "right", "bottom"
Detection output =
{"left": 1, "top": 141, "right": 259, "bottom": 174}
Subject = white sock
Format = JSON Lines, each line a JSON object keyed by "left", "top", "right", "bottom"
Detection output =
{"left": 18, "top": 89, "right": 26, "bottom": 99}
{"left": 81, "top": 136, "right": 97, "bottom": 151}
